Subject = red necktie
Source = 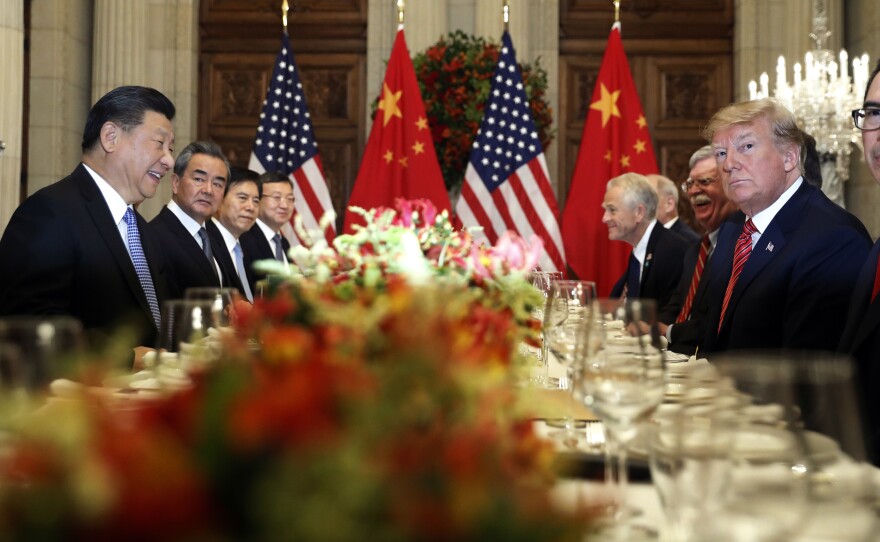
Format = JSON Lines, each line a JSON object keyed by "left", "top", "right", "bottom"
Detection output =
{"left": 718, "top": 219, "right": 758, "bottom": 333}
{"left": 676, "top": 235, "right": 711, "bottom": 323}
{"left": 871, "top": 253, "right": 880, "bottom": 302}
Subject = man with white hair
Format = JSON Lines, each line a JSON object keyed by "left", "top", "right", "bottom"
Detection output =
{"left": 647, "top": 173, "right": 699, "bottom": 243}
{"left": 604, "top": 172, "right": 690, "bottom": 324}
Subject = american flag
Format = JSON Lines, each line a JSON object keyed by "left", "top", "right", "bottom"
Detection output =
{"left": 455, "top": 32, "right": 566, "bottom": 272}
{"left": 249, "top": 33, "right": 336, "bottom": 244}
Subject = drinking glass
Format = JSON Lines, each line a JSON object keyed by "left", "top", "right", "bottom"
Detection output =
{"left": 156, "top": 299, "right": 225, "bottom": 390}
{"left": 183, "top": 287, "right": 238, "bottom": 327}
{"left": 527, "top": 269, "right": 563, "bottom": 388}
{"left": 542, "top": 279, "right": 596, "bottom": 444}
{"left": 0, "top": 316, "right": 86, "bottom": 391}
{"left": 706, "top": 351, "right": 877, "bottom": 542}
{"left": 578, "top": 297, "right": 665, "bottom": 539}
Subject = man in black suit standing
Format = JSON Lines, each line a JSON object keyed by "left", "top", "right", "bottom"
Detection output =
{"left": 210, "top": 167, "right": 262, "bottom": 302}
{"left": 647, "top": 173, "right": 700, "bottom": 243}
{"left": 149, "top": 141, "right": 232, "bottom": 300}
{"left": 605, "top": 172, "right": 690, "bottom": 324}
{"left": 840, "top": 59, "right": 880, "bottom": 464}
{"left": 700, "top": 98, "right": 870, "bottom": 353}
{"left": 662, "top": 145, "right": 738, "bottom": 354}
{"left": 0, "top": 86, "right": 175, "bottom": 348}
{"left": 239, "top": 171, "right": 294, "bottom": 293}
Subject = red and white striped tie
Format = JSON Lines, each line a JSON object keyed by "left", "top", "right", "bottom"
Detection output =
{"left": 676, "top": 235, "right": 711, "bottom": 323}
{"left": 718, "top": 219, "right": 758, "bottom": 333}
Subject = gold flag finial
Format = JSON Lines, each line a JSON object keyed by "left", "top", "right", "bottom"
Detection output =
{"left": 282, "top": 0, "right": 289, "bottom": 31}
{"left": 397, "top": 0, "right": 405, "bottom": 26}
{"left": 503, "top": 0, "right": 509, "bottom": 32}
{"left": 613, "top": 0, "right": 620, "bottom": 23}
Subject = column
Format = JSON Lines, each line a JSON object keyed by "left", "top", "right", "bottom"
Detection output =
{"left": 0, "top": 0, "right": 23, "bottom": 234}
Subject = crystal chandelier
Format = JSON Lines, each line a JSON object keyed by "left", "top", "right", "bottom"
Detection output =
{"left": 748, "top": 0, "right": 870, "bottom": 207}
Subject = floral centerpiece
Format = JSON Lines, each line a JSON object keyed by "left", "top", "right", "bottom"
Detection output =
{"left": 412, "top": 31, "right": 554, "bottom": 194}
{"left": 0, "top": 200, "right": 592, "bottom": 540}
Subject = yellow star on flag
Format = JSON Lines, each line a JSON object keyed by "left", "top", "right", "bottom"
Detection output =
{"left": 378, "top": 83, "right": 403, "bottom": 127}
{"left": 399, "top": 156, "right": 409, "bottom": 168}
{"left": 636, "top": 115, "right": 647, "bottom": 129}
{"left": 633, "top": 139, "right": 647, "bottom": 154}
{"left": 412, "top": 141, "right": 425, "bottom": 155}
{"left": 383, "top": 150, "right": 393, "bottom": 163}
{"left": 620, "top": 154, "right": 631, "bottom": 168}
{"left": 604, "top": 150, "right": 613, "bottom": 163}
{"left": 589, "top": 83, "right": 621, "bottom": 128}
{"left": 415, "top": 117, "right": 428, "bottom": 130}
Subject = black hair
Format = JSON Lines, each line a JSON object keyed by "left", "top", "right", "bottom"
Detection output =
{"left": 81, "top": 86, "right": 176, "bottom": 152}
{"left": 227, "top": 166, "right": 262, "bottom": 197}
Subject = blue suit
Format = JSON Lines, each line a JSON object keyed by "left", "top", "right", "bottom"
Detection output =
{"left": 702, "top": 181, "right": 870, "bottom": 353}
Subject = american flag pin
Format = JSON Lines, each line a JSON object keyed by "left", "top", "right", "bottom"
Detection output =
{"left": 766, "top": 242, "right": 774, "bottom": 252}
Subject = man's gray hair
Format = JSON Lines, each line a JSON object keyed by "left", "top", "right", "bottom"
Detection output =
{"left": 648, "top": 174, "right": 679, "bottom": 204}
{"left": 607, "top": 172, "right": 658, "bottom": 219}
{"left": 689, "top": 145, "right": 715, "bottom": 169}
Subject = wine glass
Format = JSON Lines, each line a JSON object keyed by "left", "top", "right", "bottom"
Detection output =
{"left": 706, "top": 351, "right": 877, "bottom": 542}
{"left": 577, "top": 297, "right": 665, "bottom": 539}
{"left": 183, "top": 287, "right": 239, "bottom": 327}
{"left": 156, "top": 299, "right": 224, "bottom": 390}
{"left": 0, "top": 316, "right": 86, "bottom": 391}
{"left": 542, "top": 279, "right": 596, "bottom": 444}
{"left": 527, "top": 269, "right": 563, "bottom": 388}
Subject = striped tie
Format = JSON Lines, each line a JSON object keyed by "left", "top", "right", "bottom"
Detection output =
{"left": 718, "top": 219, "right": 758, "bottom": 333}
{"left": 123, "top": 207, "right": 161, "bottom": 330}
{"left": 676, "top": 235, "right": 711, "bottom": 323}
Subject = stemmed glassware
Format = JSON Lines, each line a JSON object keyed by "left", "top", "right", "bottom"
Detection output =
{"left": 0, "top": 316, "right": 85, "bottom": 391}
{"left": 542, "top": 279, "right": 596, "bottom": 444}
{"left": 578, "top": 297, "right": 665, "bottom": 539}
{"left": 526, "top": 269, "right": 563, "bottom": 388}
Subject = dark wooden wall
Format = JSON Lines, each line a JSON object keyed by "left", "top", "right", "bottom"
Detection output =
{"left": 198, "top": 0, "right": 734, "bottom": 224}
{"left": 199, "top": 0, "right": 367, "bottom": 220}
{"left": 558, "top": 0, "right": 734, "bottom": 226}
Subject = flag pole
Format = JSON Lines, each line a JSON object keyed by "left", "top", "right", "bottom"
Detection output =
{"left": 613, "top": 0, "right": 620, "bottom": 22}
{"left": 397, "top": 0, "right": 405, "bottom": 29}
{"left": 282, "top": 0, "right": 289, "bottom": 33}
{"left": 503, "top": 0, "right": 509, "bottom": 32}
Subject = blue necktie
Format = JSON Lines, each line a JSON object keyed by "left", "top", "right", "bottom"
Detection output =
{"left": 123, "top": 207, "right": 161, "bottom": 329}
{"left": 273, "top": 233, "right": 285, "bottom": 262}
{"left": 625, "top": 252, "right": 641, "bottom": 299}
{"left": 233, "top": 242, "right": 254, "bottom": 302}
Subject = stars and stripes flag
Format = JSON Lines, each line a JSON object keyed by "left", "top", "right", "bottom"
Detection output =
{"left": 455, "top": 31, "right": 566, "bottom": 273}
{"left": 249, "top": 32, "right": 336, "bottom": 245}
{"left": 561, "top": 22, "right": 658, "bottom": 295}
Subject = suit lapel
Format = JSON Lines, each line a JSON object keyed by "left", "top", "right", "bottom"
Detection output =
{"left": 160, "top": 207, "right": 219, "bottom": 285}
{"left": 640, "top": 224, "right": 661, "bottom": 290}
{"left": 849, "top": 242, "right": 880, "bottom": 350}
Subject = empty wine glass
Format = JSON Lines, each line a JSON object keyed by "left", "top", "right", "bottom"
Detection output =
{"left": 527, "top": 269, "right": 563, "bottom": 388}
{"left": 0, "top": 316, "right": 86, "bottom": 391}
{"left": 542, "top": 279, "right": 596, "bottom": 444}
{"left": 183, "top": 287, "right": 239, "bottom": 327}
{"left": 578, "top": 297, "right": 665, "bottom": 539}
{"left": 156, "top": 299, "right": 225, "bottom": 390}
{"left": 707, "top": 351, "right": 877, "bottom": 542}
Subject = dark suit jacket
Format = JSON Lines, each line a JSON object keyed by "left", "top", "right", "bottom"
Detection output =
{"left": 0, "top": 163, "right": 167, "bottom": 347}
{"left": 839, "top": 239, "right": 880, "bottom": 464}
{"left": 668, "top": 237, "right": 715, "bottom": 355}
{"left": 205, "top": 220, "right": 246, "bottom": 297}
{"left": 669, "top": 219, "right": 700, "bottom": 244}
{"left": 239, "top": 223, "right": 290, "bottom": 294}
{"left": 702, "top": 181, "right": 870, "bottom": 353}
{"left": 610, "top": 224, "right": 690, "bottom": 324}
{"left": 148, "top": 206, "right": 222, "bottom": 301}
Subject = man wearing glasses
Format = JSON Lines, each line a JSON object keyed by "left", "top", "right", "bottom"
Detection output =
{"left": 240, "top": 171, "right": 295, "bottom": 293}
{"left": 840, "top": 59, "right": 880, "bottom": 465}
{"left": 662, "top": 145, "right": 738, "bottom": 354}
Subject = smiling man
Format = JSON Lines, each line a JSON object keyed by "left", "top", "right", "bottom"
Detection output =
{"left": 604, "top": 172, "right": 689, "bottom": 324}
{"left": 0, "top": 86, "right": 175, "bottom": 348}
{"left": 699, "top": 98, "right": 870, "bottom": 353}
{"left": 239, "top": 171, "right": 295, "bottom": 294}
{"left": 149, "top": 141, "right": 231, "bottom": 301}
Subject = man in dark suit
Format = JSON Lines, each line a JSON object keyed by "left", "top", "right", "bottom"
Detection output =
{"left": 0, "top": 86, "right": 175, "bottom": 348}
{"left": 699, "top": 98, "right": 870, "bottom": 353}
{"left": 210, "top": 167, "right": 262, "bottom": 302}
{"left": 840, "top": 59, "right": 880, "bottom": 464}
{"left": 663, "top": 145, "right": 738, "bottom": 354}
{"left": 148, "top": 141, "right": 233, "bottom": 301}
{"left": 605, "top": 173, "right": 690, "bottom": 324}
{"left": 647, "top": 173, "right": 700, "bottom": 243}
{"left": 239, "top": 171, "right": 294, "bottom": 293}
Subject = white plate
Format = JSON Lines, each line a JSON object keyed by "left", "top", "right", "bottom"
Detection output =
{"left": 732, "top": 426, "right": 840, "bottom": 464}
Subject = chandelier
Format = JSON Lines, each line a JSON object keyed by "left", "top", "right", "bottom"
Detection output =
{"left": 747, "top": 0, "right": 870, "bottom": 206}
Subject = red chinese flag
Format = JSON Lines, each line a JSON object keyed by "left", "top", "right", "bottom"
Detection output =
{"left": 344, "top": 29, "right": 451, "bottom": 232}
{"left": 561, "top": 23, "right": 658, "bottom": 295}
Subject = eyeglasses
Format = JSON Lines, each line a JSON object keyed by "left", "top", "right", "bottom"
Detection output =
{"left": 852, "top": 108, "right": 880, "bottom": 131}
{"left": 681, "top": 177, "right": 717, "bottom": 191}
{"left": 263, "top": 194, "right": 295, "bottom": 205}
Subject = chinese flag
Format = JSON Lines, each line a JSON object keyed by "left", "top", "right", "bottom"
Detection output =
{"left": 343, "top": 29, "right": 451, "bottom": 232}
{"left": 561, "top": 23, "right": 658, "bottom": 295}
